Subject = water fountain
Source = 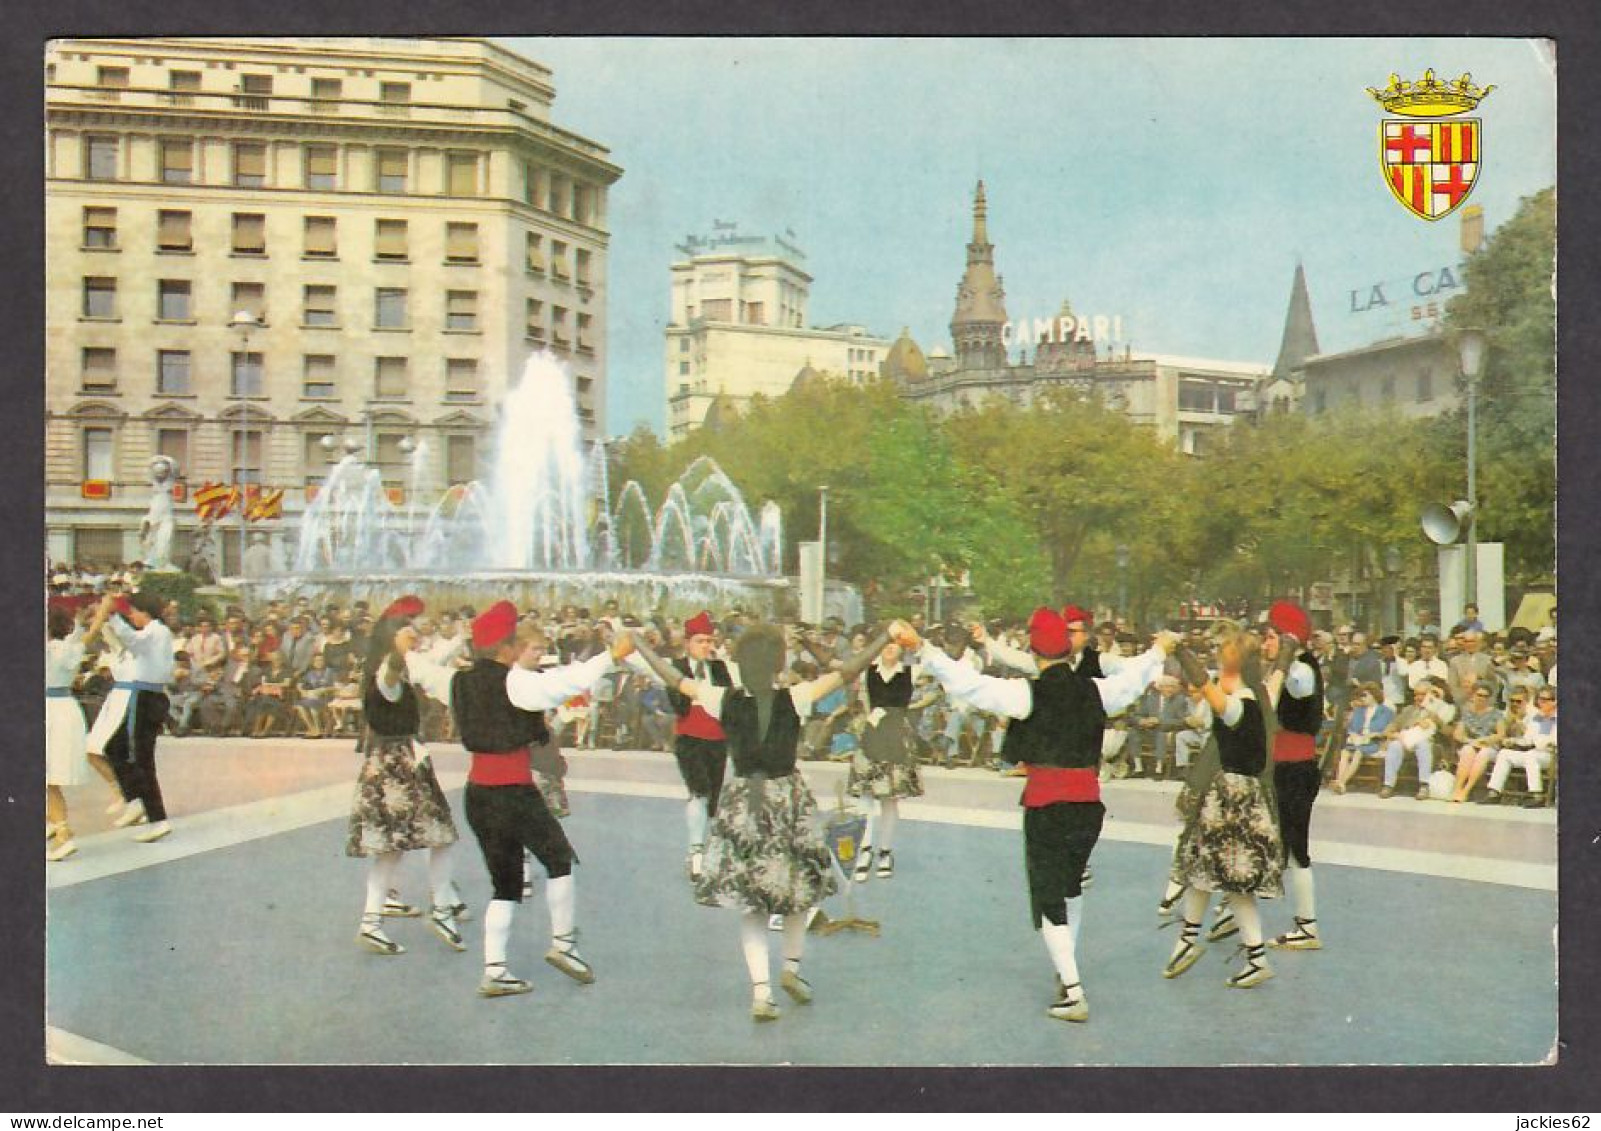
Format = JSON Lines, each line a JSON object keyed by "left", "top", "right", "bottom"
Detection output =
{"left": 241, "top": 352, "right": 797, "bottom": 619}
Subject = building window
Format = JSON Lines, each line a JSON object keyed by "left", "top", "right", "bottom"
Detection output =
{"left": 86, "top": 135, "right": 118, "bottom": 180}
{"left": 744, "top": 300, "right": 765, "bottom": 325}
{"left": 1417, "top": 370, "right": 1433, "bottom": 402}
{"left": 375, "top": 219, "right": 408, "bottom": 260}
{"left": 233, "top": 142, "right": 267, "bottom": 188}
{"left": 551, "top": 306, "right": 569, "bottom": 347}
{"left": 446, "top": 153, "right": 478, "bottom": 196}
{"left": 303, "top": 431, "right": 336, "bottom": 484}
{"left": 157, "top": 349, "right": 191, "bottom": 395}
{"left": 679, "top": 361, "right": 690, "bottom": 377}
{"left": 156, "top": 428, "right": 188, "bottom": 471}
{"left": 241, "top": 73, "right": 273, "bottom": 95}
{"left": 573, "top": 182, "right": 595, "bottom": 226}
{"left": 445, "top": 222, "right": 479, "bottom": 263}
{"left": 525, "top": 232, "right": 545, "bottom": 273}
{"left": 526, "top": 298, "right": 544, "bottom": 339}
{"left": 83, "top": 277, "right": 116, "bottom": 319}
{"left": 577, "top": 313, "right": 593, "bottom": 352}
{"left": 311, "top": 77, "right": 342, "bottom": 101}
{"left": 303, "top": 285, "right": 337, "bottom": 327}
{"left": 303, "top": 216, "right": 336, "bottom": 258}
{"left": 376, "top": 148, "right": 407, "bottom": 193}
{"left": 576, "top": 248, "right": 592, "bottom": 285}
{"left": 158, "top": 210, "right": 192, "bottom": 252}
{"left": 446, "top": 434, "right": 475, "bottom": 485}
{"left": 374, "top": 433, "right": 409, "bottom": 485}
{"left": 445, "top": 290, "right": 478, "bottom": 331}
{"left": 679, "top": 337, "right": 689, "bottom": 353}
{"left": 169, "top": 70, "right": 201, "bottom": 96}
{"left": 523, "top": 161, "right": 542, "bottom": 208}
{"left": 157, "top": 279, "right": 192, "bottom": 321}
{"left": 444, "top": 359, "right": 478, "bottom": 402}
{"left": 375, "top": 288, "right": 408, "bottom": 329}
{"left": 304, "top": 145, "right": 338, "bottom": 190}
{"left": 232, "top": 213, "right": 267, "bottom": 255}
{"left": 550, "top": 240, "right": 569, "bottom": 280}
{"left": 231, "top": 428, "right": 263, "bottom": 485}
{"left": 380, "top": 81, "right": 411, "bottom": 104}
{"left": 374, "top": 356, "right": 407, "bottom": 400}
{"left": 83, "top": 207, "right": 117, "bottom": 249}
{"left": 701, "top": 298, "right": 732, "bottom": 322}
{"left": 302, "top": 354, "right": 336, "bottom": 399}
{"left": 231, "top": 352, "right": 264, "bottom": 398}
{"left": 97, "top": 66, "right": 130, "bottom": 89}
{"left": 83, "top": 427, "right": 114, "bottom": 480}
{"left": 231, "top": 281, "right": 266, "bottom": 324}
{"left": 81, "top": 347, "right": 117, "bottom": 391}
{"left": 160, "top": 138, "right": 193, "bottom": 185}
{"left": 1216, "top": 387, "right": 1237, "bottom": 414}
{"left": 549, "top": 174, "right": 569, "bottom": 219}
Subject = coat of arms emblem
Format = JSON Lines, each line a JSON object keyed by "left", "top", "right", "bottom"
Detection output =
{"left": 1369, "top": 69, "right": 1495, "bottom": 221}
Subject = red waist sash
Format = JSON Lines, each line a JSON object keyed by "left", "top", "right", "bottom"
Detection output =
{"left": 675, "top": 705, "right": 726, "bottom": 741}
{"left": 468, "top": 748, "right": 533, "bottom": 786}
{"left": 1022, "top": 766, "right": 1101, "bottom": 806}
{"left": 1272, "top": 731, "right": 1317, "bottom": 763}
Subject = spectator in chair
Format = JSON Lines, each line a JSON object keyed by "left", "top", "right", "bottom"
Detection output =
{"left": 1407, "top": 636, "right": 1449, "bottom": 692}
{"left": 1376, "top": 681, "right": 1454, "bottom": 800}
{"left": 1484, "top": 689, "right": 1557, "bottom": 807}
{"left": 1330, "top": 682, "right": 1394, "bottom": 793}
{"left": 1452, "top": 684, "right": 1516, "bottom": 802}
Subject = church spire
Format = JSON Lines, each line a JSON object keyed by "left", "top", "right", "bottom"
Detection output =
{"left": 950, "top": 180, "right": 1008, "bottom": 370}
{"left": 1272, "top": 261, "right": 1320, "bottom": 377}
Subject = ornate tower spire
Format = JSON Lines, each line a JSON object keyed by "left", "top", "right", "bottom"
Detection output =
{"left": 950, "top": 180, "right": 1008, "bottom": 370}
{"left": 1272, "top": 261, "right": 1321, "bottom": 377}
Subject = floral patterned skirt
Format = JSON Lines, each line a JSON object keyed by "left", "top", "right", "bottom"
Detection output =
{"left": 1170, "top": 771, "right": 1283, "bottom": 897}
{"left": 848, "top": 709, "right": 925, "bottom": 800}
{"left": 345, "top": 734, "right": 459, "bottom": 857}
{"left": 694, "top": 772, "right": 840, "bottom": 915}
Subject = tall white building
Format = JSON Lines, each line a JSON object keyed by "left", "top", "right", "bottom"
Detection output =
{"left": 664, "top": 226, "right": 889, "bottom": 440}
{"left": 45, "top": 36, "right": 620, "bottom": 571}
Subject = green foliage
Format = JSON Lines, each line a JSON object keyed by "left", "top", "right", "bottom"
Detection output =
{"left": 1445, "top": 186, "right": 1557, "bottom": 582}
{"left": 136, "top": 570, "right": 212, "bottom": 622}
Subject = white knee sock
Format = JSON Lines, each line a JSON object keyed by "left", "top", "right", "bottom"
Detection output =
{"left": 1226, "top": 892, "right": 1263, "bottom": 947}
{"left": 428, "top": 843, "right": 457, "bottom": 907}
{"left": 1161, "top": 879, "right": 1185, "bottom": 908}
{"left": 364, "top": 851, "right": 401, "bottom": 918}
{"left": 876, "top": 799, "right": 898, "bottom": 853}
{"left": 546, "top": 874, "right": 576, "bottom": 942}
{"left": 686, "top": 797, "right": 708, "bottom": 848}
{"left": 483, "top": 899, "right": 516, "bottom": 968}
{"left": 1041, "top": 922, "right": 1081, "bottom": 989}
{"left": 1289, "top": 864, "right": 1317, "bottom": 923}
{"left": 1066, "top": 895, "right": 1084, "bottom": 947}
{"left": 1180, "top": 887, "right": 1209, "bottom": 927}
{"left": 781, "top": 910, "right": 808, "bottom": 972}
{"left": 740, "top": 911, "right": 771, "bottom": 994}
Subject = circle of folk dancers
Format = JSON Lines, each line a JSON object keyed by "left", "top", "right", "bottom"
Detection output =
{"left": 48, "top": 590, "right": 1336, "bottom": 1026}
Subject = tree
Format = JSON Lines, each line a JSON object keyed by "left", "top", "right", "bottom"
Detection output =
{"left": 1444, "top": 186, "right": 1556, "bottom": 582}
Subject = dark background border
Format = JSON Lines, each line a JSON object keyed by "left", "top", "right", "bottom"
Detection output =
{"left": 4, "top": 0, "right": 1595, "bottom": 1113}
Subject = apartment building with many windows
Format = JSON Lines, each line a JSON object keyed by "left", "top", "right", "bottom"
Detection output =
{"left": 45, "top": 36, "right": 620, "bottom": 571}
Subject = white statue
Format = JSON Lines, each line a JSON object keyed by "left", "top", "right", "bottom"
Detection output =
{"left": 140, "top": 456, "right": 179, "bottom": 572}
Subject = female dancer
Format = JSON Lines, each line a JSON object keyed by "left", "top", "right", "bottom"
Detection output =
{"left": 1165, "top": 621, "right": 1284, "bottom": 989}
{"left": 346, "top": 596, "right": 465, "bottom": 956}
{"left": 46, "top": 602, "right": 115, "bottom": 860}
{"left": 846, "top": 638, "right": 923, "bottom": 880}
{"left": 633, "top": 622, "right": 889, "bottom": 1021}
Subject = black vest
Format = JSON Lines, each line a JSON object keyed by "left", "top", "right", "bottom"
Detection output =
{"left": 451, "top": 659, "right": 550, "bottom": 752}
{"left": 1276, "top": 651, "right": 1324, "bottom": 737}
{"left": 1002, "top": 663, "right": 1107, "bottom": 770}
{"left": 867, "top": 665, "right": 913, "bottom": 710}
{"left": 720, "top": 688, "right": 803, "bottom": 777}
{"left": 362, "top": 675, "right": 420, "bottom": 738}
{"left": 668, "top": 655, "right": 731, "bottom": 717}
{"left": 1213, "top": 693, "right": 1267, "bottom": 775}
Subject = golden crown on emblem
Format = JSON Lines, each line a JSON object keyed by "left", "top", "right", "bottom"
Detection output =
{"left": 1368, "top": 69, "right": 1495, "bottom": 117}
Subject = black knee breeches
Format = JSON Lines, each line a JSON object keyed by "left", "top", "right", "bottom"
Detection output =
{"left": 1274, "top": 759, "right": 1320, "bottom": 869}
{"left": 1023, "top": 801, "right": 1104, "bottom": 928}
{"left": 465, "top": 782, "right": 576, "bottom": 901}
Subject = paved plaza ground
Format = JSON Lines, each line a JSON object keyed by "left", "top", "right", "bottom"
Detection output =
{"left": 44, "top": 738, "right": 1557, "bottom": 1066}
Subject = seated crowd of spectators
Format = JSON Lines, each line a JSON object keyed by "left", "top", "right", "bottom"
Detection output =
{"left": 47, "top": 561, "right": 1557, "bottom": 806}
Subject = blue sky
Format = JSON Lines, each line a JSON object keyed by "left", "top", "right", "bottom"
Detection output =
{"left": 501, "top": 37, "right": 1557, "bottom": 436}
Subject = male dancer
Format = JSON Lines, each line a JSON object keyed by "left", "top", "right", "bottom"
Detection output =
{"left": 903, "top": 611, "right": 1176, "bottom": 1023}
{"left": 415, "top": 600, "right": 634, "bottom": 998}
{"left": 1261, "top": 600, "right": 1325, "bottom": 951}
{"left": 95, "top": 591, "right": 177, "bottom": 843}
{"left": 667, "top": 611, "right": 732, "bottom": 881}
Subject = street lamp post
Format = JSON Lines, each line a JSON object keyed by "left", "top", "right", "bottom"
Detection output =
{"left": 1456, "top": 329, "right": 1488, "bottom": 616}
{"left": 1115, "top": 543, "right": 1131, "bottom": 619}
{"left": 229, "top": 310, "right": 263, "bottom": 575}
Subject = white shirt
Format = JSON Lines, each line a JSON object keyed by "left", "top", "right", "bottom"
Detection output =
{"left": 397, "top": 646, "right": 616, "bottom": 712}
{"left": 103, "top": 615, "right": 176, "bottom": 685}
{"left": 689, "top": 677, "right": 823, "bottom": 721}
{"left": 46, "top": 626, "right": 85, "bottom": 688}
{"left": 918, "top": 641, "right": 1166, "bottom": 722}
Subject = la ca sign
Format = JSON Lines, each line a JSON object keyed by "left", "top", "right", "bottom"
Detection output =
{"left": 1349, "top": 264, "right": 1465, "bottom": 313}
